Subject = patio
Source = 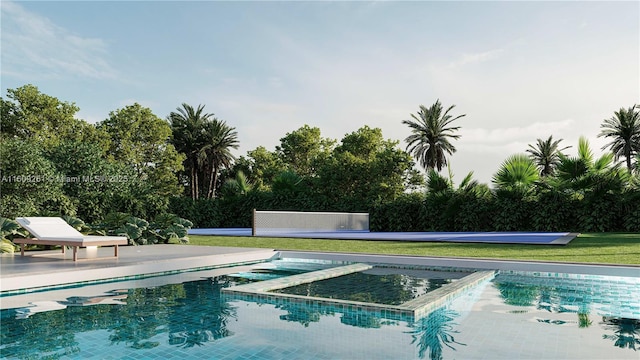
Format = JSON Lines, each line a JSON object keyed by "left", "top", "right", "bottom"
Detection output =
{"left": 0, "top": 245, "right": 277, "bottom": 295}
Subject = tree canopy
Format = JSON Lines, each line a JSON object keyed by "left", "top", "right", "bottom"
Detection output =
{"left": 1, "top": 84, "right": 107, "bottom": 149}
{"left": 168, "top": 103, "right": 238, "bottom": 199}
{"left": 598, "top": 104, "right": 640, "bottom": 171}
{"left": 526, "top": 135, "right": 570, "bottom": 177}
{"left": 403, "top": 100, "right": 465, "bottom": 172}
{"left": 312, "top": 125, "right": 422, "bottom": 210}
{"left": 97, "top": 103, "right": 185, "bottom": 197}
{"left": 1, "top": 83, "right": 638, "bottom": 234}
{"left": 276, "top": 125, "right": 335, "bottom": 177}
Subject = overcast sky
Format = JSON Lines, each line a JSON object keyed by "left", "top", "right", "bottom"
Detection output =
{"left": 2, "top": 1, "right": 638, "bottom": 185}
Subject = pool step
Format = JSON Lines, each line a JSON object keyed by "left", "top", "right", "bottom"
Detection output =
{"left": 223, "top": 264, "right": 496, "bottom": 321}
{"left": 224, "top": 263, "right": 373, "bottom": 293}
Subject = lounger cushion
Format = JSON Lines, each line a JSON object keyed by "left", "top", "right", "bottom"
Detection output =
{"left": 15, "top": 217, "right": 127, "bottom": 244}
{"left": 16, "top": 217, "right": 84, "bottom": 241}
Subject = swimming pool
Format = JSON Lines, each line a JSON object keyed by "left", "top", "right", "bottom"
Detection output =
{"left": 1, "top": 258, "right": 638, "bottom": 359}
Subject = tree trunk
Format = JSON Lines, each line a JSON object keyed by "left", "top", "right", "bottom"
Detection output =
{"left": 191, "top": 157, "right": 199, "bottom": 200}
{"left": 207, "top": 162, "right": 218, "bottom": 199}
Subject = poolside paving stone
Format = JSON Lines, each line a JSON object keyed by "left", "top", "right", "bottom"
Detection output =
{"left": 0, "top": 245, "right": 277, "bottom": 295}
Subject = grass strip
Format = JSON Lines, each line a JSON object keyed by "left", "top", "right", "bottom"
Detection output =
{"left": 187, "top": 233, "right": 640, "bottom": 266}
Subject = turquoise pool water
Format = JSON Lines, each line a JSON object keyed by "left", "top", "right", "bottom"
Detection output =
{"left": 272, "top": 267, "right": 472, "bottom": 305}
{"left": 227, "top": 258, "right": 345, "bottom": 281}
{"left": 1, "top": 261, "right": 638, "bottom": 359}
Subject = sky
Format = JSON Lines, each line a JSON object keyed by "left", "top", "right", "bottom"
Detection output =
{"left": 2, "top": 0, "right": 639, "bottom": 186}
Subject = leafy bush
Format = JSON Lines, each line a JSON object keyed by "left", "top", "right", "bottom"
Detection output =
{"left": 0, "top": 217, "right": 28, "bottom": 253}
{"left": 165, "top": 184, "right": 640, "bottom": 233}
{"left": 0, "top": 139, "right": 73, "bottom": 218}
{"left": 530, "top": 190, "right": 579, "bottom": 232}
{"left": 95, "top": 212, "right": 192, "bottom": 245}
{"left": 621, "top": 189, "right": 640, "bottom": 232}
{"left": 168, "top": 197, "right": 221, "bottom": 228}
{"left": 452, "top": 193, "right": 494, "bottom": 232}
{"left": 492, "top": 190, "right": 535, "bottom": 231}
{"left": 423, "top": 191, "right": 455, "bottom": 231}
{"left": 370, "top": 193, "right": 425, "bottom": 232}
{"left": 152, "top": 213, "right": 193, "bottom": 244}
{"left": 577, "top": 192, "right": 624, "bottom": 233}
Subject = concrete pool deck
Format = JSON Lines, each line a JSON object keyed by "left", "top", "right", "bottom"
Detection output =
{"left": 0, "top": 245, "right": 278, "bottom": 294}
{"left": 1, "top": 244, "right": 638, "bottom": 296}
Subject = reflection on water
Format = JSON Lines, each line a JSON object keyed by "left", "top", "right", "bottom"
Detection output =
{"left": 0, "top": 273, "right": 466, "bottom": 360}
{"left": 276, "top": 302, "right": 326, "bottom": 327}
{"left": 273, "top": 270, "right": 457, "bottom": 305}
{"left": 0, "top": 277, "right": 239, "bottom": 358}
{"left": 494, "top": 273, "right": 640, "bottom": 353}
{"left": 1, "top": 270, "right": 638, "bottom": 359}
{"left": 406, "top": 308, "right": 464, "bottom": 360}
{"left": 601, "top": 317, "right": 640, "bottom": 350}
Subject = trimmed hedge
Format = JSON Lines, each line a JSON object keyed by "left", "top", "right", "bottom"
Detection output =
{"left": 169, "top": 188, "right": 640, "bottom": 233}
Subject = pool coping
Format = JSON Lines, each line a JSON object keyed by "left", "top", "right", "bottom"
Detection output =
{"left": 0, "top": 246, "right": 278, "bottom": 295}
{"left": 277, "top": 250, "right": 640, "bottom": 277}
{"left": 2, "top": 246, "right": 637, "bottom": 296}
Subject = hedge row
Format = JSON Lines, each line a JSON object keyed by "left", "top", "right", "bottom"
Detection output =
{"left": 170, "top": 188, "right": 640, "bottom": 233}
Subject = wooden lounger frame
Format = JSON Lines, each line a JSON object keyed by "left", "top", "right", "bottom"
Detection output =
{"left": 13, "top": 238, "right": 123, "bottom": 262}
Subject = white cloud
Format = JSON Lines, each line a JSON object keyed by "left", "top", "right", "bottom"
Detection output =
{"left": 462, "top": 119, "right": 575, "bottom": 146}
{"left": 0, "top": 1, "right": 117, "bottom": 80}
{"left": 3, "top": 1, "right": 634, "bottom": 188}
{"left": 446, "top": 49, "right": 505, "bottom": 69}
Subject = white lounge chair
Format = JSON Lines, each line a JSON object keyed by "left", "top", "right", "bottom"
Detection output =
{"left": 14, "top": 217, "right": 128, "bottom": 261}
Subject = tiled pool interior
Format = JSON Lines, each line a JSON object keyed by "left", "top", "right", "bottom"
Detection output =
{"left": 227, "top": 258, "right": 347, "bottom": 281}
{"left": 1, "top": 258, "right": 639, "bottom": 359}
{"left": 271, "top": 267, "right": 472, "bottom": 305}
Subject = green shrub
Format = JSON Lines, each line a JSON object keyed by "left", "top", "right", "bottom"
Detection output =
{"left": 531, "top": 190, "right": 579, "bottom": 232}
{"left": 0, "top": 217, "right": 28, "bottom": 253}
{"left": 492, "top": 190, "right": 535, "bottom": 231}
{"left": 621, "top": 189, "right": 640, "bottom": 232}
{"left": 94, "top": 212, "right": 192, "bottom": 245}
{"left": 370, "top": 193, "right": 425, "bottom": 232}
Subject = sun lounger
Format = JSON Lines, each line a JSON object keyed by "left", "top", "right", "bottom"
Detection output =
{"left": 14, "top": 217, "right": 128, "bottom": 261}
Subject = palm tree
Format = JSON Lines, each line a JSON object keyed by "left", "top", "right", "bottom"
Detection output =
{"left": 271, "top": 170, "right": 303, "bottom": 193}
{"left": 403, "top": 100, "right": 465, "bottom": 172}
{"left": 425, "top": 168, "right": 453, "bottom": 194}
{"left": 598, "top": 104, "right": 640, "bottom": 172}
{"left": 168, "top": 103, "right": 214, "bottom": 200}
{"left": 457, "top": 171, "right": 491, "bottom": 197}
{"left": 526, "top": 135, "right": 571, "bottom": 177}
{"left": 553, "top": 136, "right": 629, "bottom": 196}
{"left": 633, "top": 154, "right": 640, "bottom": 177}
{"left": 198, "top": 119, "right": 239, "bottom": 199}
{"left": 492, "top": 154, "right": 540, "bottom": 193}
{"left": 221, "top": 170, "right": 253, "bottom": 197}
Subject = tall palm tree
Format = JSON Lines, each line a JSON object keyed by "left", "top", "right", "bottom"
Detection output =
{"left": 598, "top": 104, "right": 640, "bottom": 172}
{"left": 198, "top": 119, "right": 239, "bottom": 199}
{"left": 168, "top": 103, "right": 215, "bottom": 200}
{"left": 403, "top": 100, "right": 465, "bottom": 172}
{"left": 526, "top": 135, "right": 571, "bottom": 177}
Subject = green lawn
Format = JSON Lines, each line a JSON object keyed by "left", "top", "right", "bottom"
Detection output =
{"left": 187, "top": 233, "right": 640, "bottom": 266}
